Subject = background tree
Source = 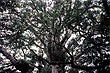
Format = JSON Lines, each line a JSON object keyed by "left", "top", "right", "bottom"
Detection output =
{"left": 0, "top": 0, "right": 110, "bottom": 73}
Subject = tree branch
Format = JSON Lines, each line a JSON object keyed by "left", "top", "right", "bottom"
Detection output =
{"left": 0, "top": 46, "right": 17, "bottom": 65}
{"left": 102, "top": 0, "right": 110, "bottom": 16}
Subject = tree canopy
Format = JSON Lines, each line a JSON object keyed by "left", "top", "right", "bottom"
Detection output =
{"left": 0, "top": 0, "right": 110, "bottom": 73}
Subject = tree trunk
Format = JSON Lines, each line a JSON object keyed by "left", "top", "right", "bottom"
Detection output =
{"left": 51, "top": 65, "right": 58, "bottom": 73}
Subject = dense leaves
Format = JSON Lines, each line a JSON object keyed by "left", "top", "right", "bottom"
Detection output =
{"left": 0, "top": 0, "right": 110, "bottom": 73}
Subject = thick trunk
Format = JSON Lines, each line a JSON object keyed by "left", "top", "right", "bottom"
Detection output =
{"left": 51, "top": 65, "right": 65, "bottom": 73}
{"left": 51, "top": 65, "right": 58, "bottom": 73}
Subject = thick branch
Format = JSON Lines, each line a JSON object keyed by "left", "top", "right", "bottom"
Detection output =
{"left": 102, "top": 0, "right": 110, "bottom": 16}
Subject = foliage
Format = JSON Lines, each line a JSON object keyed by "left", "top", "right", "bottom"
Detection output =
{"left": 0, "top": 0, "right": 110, "bottom": 73}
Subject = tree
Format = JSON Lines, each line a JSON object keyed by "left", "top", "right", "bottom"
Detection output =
{"left": 0, "top": 0, "right": 110, "bottom": 73}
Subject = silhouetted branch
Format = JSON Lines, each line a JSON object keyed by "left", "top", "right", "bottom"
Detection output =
{"left": 102, "top": 0, "right": 110, "bottom": 16}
